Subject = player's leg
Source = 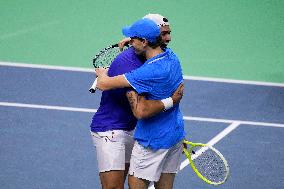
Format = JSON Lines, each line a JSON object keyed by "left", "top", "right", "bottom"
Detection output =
{"left": 99, "top": 171, "right": 124, "bottom": 189}
{"left": 128, "top": 141, "right": 168, "bottom": 189}
{"left": 128, "top": 174, "right": 150, "bottom": 189}
{"left": 154, "top": 140, "right": 183, "bottom": 189}
{"left": 91, "top": 130, "right": 134, "bottom": 189}
{"left": 154, "top": 173, "right": 175, "bottom": 189}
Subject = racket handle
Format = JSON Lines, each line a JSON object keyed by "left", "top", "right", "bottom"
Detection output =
{"left": 89, "top": 78, "right": 98, "bottom": 93}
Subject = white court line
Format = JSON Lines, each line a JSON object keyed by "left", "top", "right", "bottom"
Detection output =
{"left": 1, "top": 61, "right": 284, "bottom": 87}
{"left": 183, "top": 75, "right": 284, "bottom": 87}
{"left": 183, "top": 116, "right": 284, "bottom": 128}
{"left": 0, "top": 61, "right": 93, "bottom": 72}
{"left": 1, "top": 102, "right": 283, "bottom": 128}
{"left": 0, "top": 102, "right": 97, "bottom": 113}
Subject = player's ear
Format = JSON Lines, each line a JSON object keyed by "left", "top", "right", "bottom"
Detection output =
{"left": 142, "top": 39, "right": 148, "bottom": 46}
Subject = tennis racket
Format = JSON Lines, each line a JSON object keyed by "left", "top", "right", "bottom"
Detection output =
{"left": 89, "top": 44, "right": 128, "bottom": 93}
{"left": 183, "top": 139, "right": 230, "bottom": 185}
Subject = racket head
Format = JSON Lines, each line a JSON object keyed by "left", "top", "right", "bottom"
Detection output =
{"left": 183, "top": 140, "right": 230, "bottom": 185}
{"left": 89, "top": 44, "right": 128, "bottom": 93}
{"left": 92, "top": 44, "right": 128, "bottom": 68}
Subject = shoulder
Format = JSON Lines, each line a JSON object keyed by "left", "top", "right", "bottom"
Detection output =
{"left": 108, "top": 47, "right": 143, "bottom": 76}
{"left": 165, "top": 48, "right": 179, "bottom": 59}
{"left": 111, "top": 47, "right": 142, "bottom": 67}
{"left": 115, "top": 47, "right": 135, "bottom": 60}
{"left": 109, "top": 47, "right": 135, "bottom": 67}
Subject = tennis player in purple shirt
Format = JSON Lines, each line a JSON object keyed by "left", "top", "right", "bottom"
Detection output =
{"left": 90, "top": 14, "right": 183, "bottom": 189}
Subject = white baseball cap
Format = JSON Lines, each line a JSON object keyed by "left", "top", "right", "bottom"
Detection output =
{"left": 143, "top": 14, "right": 170, "bottom": 27}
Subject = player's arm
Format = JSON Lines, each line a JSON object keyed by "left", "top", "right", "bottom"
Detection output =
{"left": 96, "top": 67, "right": 131, "bottom": 90}
{"left": 96, "top": 67, "right": 185, "bottom": 119}
{"left": 118, "top": 37, "right": 131, "bottom": 51}
{"left": 126, "top": 83, "right": 184, "bottom": 119}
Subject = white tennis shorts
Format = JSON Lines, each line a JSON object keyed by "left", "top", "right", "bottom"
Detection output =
{"left": 91, "top": 130, "right": 135, "bottom": 172}
{"left": 128, "top": 140, "right": 183, "bottom": 182}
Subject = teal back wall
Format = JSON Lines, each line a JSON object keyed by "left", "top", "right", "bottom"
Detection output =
{"left": 1, "top": 0, "right": 283, "bottom": 82}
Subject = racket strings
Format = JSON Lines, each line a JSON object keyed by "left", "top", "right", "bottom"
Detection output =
{"left": 192, "top": 146, "right": 228, "bottom": 183}
{"left": 93, "top": 48, "right": 121, "bottom": 68}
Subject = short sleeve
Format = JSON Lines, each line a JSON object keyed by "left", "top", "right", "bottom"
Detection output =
{"left": 124, "top": 64, "right": 156, "bottom": 94}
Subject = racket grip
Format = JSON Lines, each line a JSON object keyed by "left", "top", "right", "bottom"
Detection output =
{"left": 89, "top": 78, "right": 98, "bottom": 93}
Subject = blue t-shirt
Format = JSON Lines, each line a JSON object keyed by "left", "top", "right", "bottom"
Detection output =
{"left": 125, "top": 48, "right": 185, "bottom": 150}
{"left": 90, "top": 47, "right": 144, "bottom": 132}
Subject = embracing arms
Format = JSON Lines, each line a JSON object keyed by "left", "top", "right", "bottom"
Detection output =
{"left": 126, "top": 83, "right": 184, "bottom": 119}
{"left": 95, "top": 68, "right": 184, "bottom": 119}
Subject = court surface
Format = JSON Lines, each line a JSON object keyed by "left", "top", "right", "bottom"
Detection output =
{"left": 1, "top": 1, "right": 284, "bottom": 188}
{"left": 0, "top": 64, "right": 283, "bottom": 189}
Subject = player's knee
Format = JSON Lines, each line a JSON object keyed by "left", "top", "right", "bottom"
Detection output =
{"left": 104, "top": 183, "right": 123, "bottom": 189}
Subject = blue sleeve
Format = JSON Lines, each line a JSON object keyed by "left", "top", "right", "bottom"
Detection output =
{"left": 124, "top": 64, "right": 156, "bottom": 94}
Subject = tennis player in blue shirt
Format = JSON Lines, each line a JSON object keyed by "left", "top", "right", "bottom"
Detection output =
{"left": 90, "top": 14, "right": 183, "bottom": 189}
{"left": 96, "top": 18, "right": 185, "bottom": 189}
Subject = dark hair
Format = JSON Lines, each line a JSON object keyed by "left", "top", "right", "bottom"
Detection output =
{"left": 132, "top": 36, "right": 163, "bottom": 49}
{"left": 148, "top": 36, "right": 163, "bottom": 48}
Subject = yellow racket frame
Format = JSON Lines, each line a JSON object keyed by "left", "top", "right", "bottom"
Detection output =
{"left": 183, "top": 139, "right": 229, "bottom": 185}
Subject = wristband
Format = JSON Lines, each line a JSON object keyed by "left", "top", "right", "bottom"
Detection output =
{"left": 161, "top": 97, "right": 173, "bottom": 111}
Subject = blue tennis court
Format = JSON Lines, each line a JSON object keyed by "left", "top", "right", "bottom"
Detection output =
{"left": 1, "top": 64, "right": 283, "bottom": 189}
{"left": 1, "top": 1, "right": 284, "bottom": 188}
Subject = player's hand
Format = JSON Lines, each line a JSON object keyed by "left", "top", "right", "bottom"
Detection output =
{"left": 171, "top": 83, "right": 184, "bottom": 105}
{"left": 95, "top": 67, "right": 108, "bottom": 77}
{"left": 95, "top": 68, "right": 109, "bottom": 90}
{"left": 118, "top": 37, "right": 131, "bottom": 51}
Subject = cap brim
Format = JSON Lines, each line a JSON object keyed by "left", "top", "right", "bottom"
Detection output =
{"left": 122, "top": 26, "right": 132, "bottom": 37}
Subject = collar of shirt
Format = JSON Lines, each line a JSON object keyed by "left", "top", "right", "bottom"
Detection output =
{"left": 145, "top": 48, "right": 172, "bottom": 64}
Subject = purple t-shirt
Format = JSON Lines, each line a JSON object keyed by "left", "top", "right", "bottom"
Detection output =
{"left": 90, "top": 47, "right": 144, "bottom": 132}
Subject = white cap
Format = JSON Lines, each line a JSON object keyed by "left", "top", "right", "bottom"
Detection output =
{"left": 143, "top": 14, "right": 170, "bottom": 27}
